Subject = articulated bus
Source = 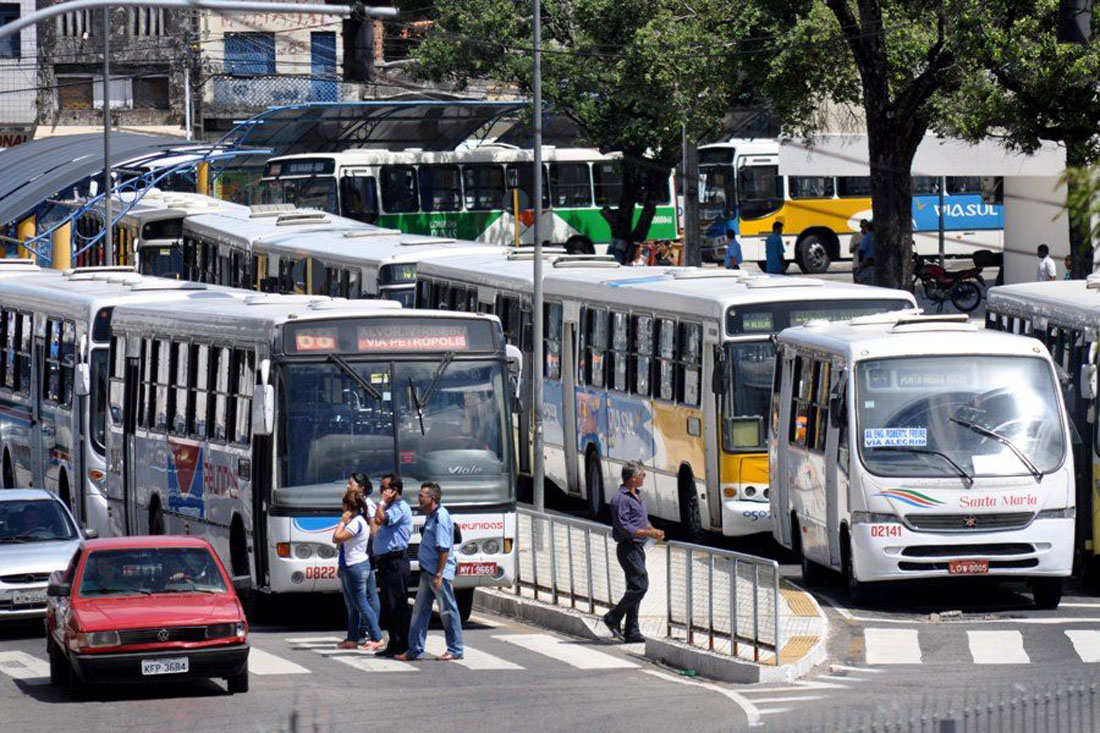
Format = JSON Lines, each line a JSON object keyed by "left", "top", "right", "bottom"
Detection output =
{"left": 696, "top": 139, "right": 1004, "bottom": 273}
{"left": 985, "top": 278, "right": 1100, "bottom": 576}
{"left": 103, "top": 294, "right": 518, "bottom": 618}
{"left": 771, "top": 313, "right": 1073, "bottom": 607}
{"left": 415, "top": 253, "right": 916, "bottom": 537}
{"left": 259, "top": 145, "right": 679, "bottom": 253}
{"left": 0, "top": 264, "right": 242, "bottom": 537}
{"left": 72, "top": 190, "right": 248, "bottom": 273}
{"left": 181, "top": 206, "right": 504, "bottom": 306}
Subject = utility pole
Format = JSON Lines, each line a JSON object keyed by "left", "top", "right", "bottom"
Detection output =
{"left": 102, "top": 6, "right": 112, "bottom": 266}
{"left": 531, "top": 0, "right": 544, "bottom": 512}
{"left": 682, "top": 124, "right": 700, "bottom": 267}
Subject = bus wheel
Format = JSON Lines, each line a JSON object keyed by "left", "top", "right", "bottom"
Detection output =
{"left": 58, "top": 472, "right": 72, "bottom": 515}
{"left": 456, "top": 588, "right": 475, "bottom": 626}
{"left": 841, "top": 527, "right": 868, "bottom": 605}
{"left": 2, "top": 451, "right": 13, "bottom": 489}
{"left": 792, "top": 515, "right": 827, "bottom": 586}
{"left": 565, "top": 236, "right": 595, "bottom": 255}
{"left": 585, "top": 454, "right": 604, "bottom": 520}
{"left": 796, "top": 235, "right": 832, "bottom": 274}
{"left": 678, "top": 471, "right": 703, "bottom": 542}
{"left": 1031, "top": 577, "right": 1063, "bottom": 610}
{"left": 149, "top": 500, "right": 165, "bottom": 535}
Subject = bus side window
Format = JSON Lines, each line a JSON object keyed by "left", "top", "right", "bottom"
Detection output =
{"left": 632, "top": 314, "right": 653, "bottom": 397}
{"left": 109, "top": 336, "right": 125, "bottom": 426}
{"left": 577, "top": 307, "right": 588, "bottom": 387}
{"left": 171, "top": 342, "right": 190, "bottom": 437}
{"left": 154, "top": 338, "right": 170, "bottom": 431}
{"left": 812, "top": 361, "right": 830, "bottom": 453}
{"left": 677, "top": 322, "right": 702, "bottom": 407}
{"left": 788, "top": 355, "right": 810, "bottom": 447}
{"left": 419, "top": 165, "right": 463, "bottom": 213}
{"left": 380, "top": 165, "right": 419, "bottom": 213}
{"left": 450, "top": 284, "right": 467, "bottom": 312}
{"left": 608, "top": 311, "right": 629, "bottom": 393}
{"left": 587, "top": 308, "right": 608, "bottom": 390}
{"left": 550, "top": 163, "right": 593, "bottom": 208}
{"left": 340, "top": 175, "right": 379, "bottom": 224}
{"left": 139, "top": 338, "right": 153, "bottom": 430}
{"left": 416, "top": 279, "right": 432, "bottom": 309}
{"left": 435, "top": 281, "right": 452, "bottom": 311}
{"left": 190, "top": 344, "right": 209, "bottom": 440}
{"left": 234, "top": 349, "right": 254, "bottom": 446}
{"left": 544, "top": 302, "right": 563, "bottom": 380}
{"left": 0, "top": 308, "right": 8, "bottom": 390}
{"left": 212, "top": 347, "right": 230, "bottom": 443}
{"left": 656, "top": 318, "right": 676, "bottom": 402}
{"left": 349, "top": 269, "right": 363, "bottom": 300}
{"left": 61, "top": 320, "right": 75, "bottom": 408}
{"left": 17, "top": 312, "right": 31, "bottom": 396}
{"left": 43, "top": 318, "right": 61, "bottom": 404}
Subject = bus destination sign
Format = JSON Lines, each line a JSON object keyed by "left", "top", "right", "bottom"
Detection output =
{"left": 358, "top": 324, "right": 469, "bottom": 352}
{"left": 284, "top": 317, "right": 496, "bottom": 355}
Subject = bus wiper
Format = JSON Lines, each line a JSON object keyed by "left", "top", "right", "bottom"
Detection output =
{"left": 870, "top": 446, "right": 974, "bottom": 487}
{"left": 407, "top": 377, "right": 426, "bottom": 436}
{"left": 327, "top": 354, "right": 383, "bottom": 402}
{"left": 406, "top": 352, "right": 455, "bottom": 437}
{"left": 949, "top": 417, "right": 1043, "bottom": 480}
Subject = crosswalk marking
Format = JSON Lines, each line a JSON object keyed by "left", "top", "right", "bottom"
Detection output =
{"left": 968, "top": 630, "right": 1029, "bottom": 664}
{"left": 496, "top": 633, "right": 638, "bottom": 670}
{"left": 332, "top": 653, "right": 419, "bottom": 673}
{"left": 248, "top": 648, "right": 310, "bottom": 676}
{"left": 0, "top": 651, "right": 49, "bottom": 681}
{"left": 1065, "top": 630, "right": 1100, "bottom": 663}
{"left": 423, "top": 636, "right": 523, "bottom": 670}
{"left": 864, "top": 628, "right": 921, "bottom": 665}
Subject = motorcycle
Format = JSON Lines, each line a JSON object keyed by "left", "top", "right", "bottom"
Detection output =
{"left": 912, "top": 254, "right": 986, "bottom": 313}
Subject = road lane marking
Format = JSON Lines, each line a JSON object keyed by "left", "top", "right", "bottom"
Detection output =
{"left": 864, "top": 628, "right": 921, "bottom": 664}
{"left": 1065, "top": 630, "right": 1100, "bottom": 662}
{"left": 286, "top": 636, "right": 343, "bottom": 646}
{"left": 829, "top": 664, "right": 882, "bottom": 674}
{"left": 248, "top": 648, "right": 311, "bottom": 675}
{"left": 332, "top": 654, "right": 419, "bottom": 673}
{"left": 423, "top": 637, "right": 523, "bottom": 670}
{"left": 0, "top": 651, "right": 50, "bottom": 682}
{"left": 968, "top": 630, "right": 1029, "bottom": 664}
{"left": 746, "top": 695, "right": 826, "bottom": 704}
{"left": 641, "top": 670, "right": 761, "bottom": 727}
{"left": 495, "top": 633, "right": 637, "bottom": 670}
{"left": 756, "top": 708, "right": 792, "bottom": 715}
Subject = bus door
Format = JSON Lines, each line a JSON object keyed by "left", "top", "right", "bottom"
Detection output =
{"left": 31, "top": 331, "right": 47, "bottom": 489}
{"left": 561, "top": 302, "right": 581, "bottom": 494}
{"left": 770, "top": 349, "right": 793, "bottom": 547}
{"left": 703, "top": 338, "right": 722, "bottom": 529}
{"left": 823, "top": 365, "right": 845, "bottom": 570}
{"left": 121, "top": 353, "right": 140, "bottom": 534}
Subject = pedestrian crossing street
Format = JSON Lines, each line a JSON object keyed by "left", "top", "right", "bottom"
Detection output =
{"left": 861, "top": 627, "right": 1100, "bottom": 666}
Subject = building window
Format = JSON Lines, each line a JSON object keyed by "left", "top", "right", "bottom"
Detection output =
{"left": 0, "top": 4, "right": 20, "bottom": 58}
{"left": 57, "top": 10, "right": 92, "bottom": 38}
{"left": 133, "top": 76, "right": 169, "bottom": 109}
{"left": 130, "top": 7, "right": 165, "bottom": 36}
{"left": 93, "top": 75, "right": 133, "bottom": 109}
{"left": 224, "top": 32, "right": 276, "bottom": 75}
{"left": 57, "top": 76, "right": 94, "bottom": 109}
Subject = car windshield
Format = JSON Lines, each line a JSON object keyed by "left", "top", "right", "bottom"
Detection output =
{"left": 857, "top": 356, "right": 1066, "bottom": 479}
{"left": 276, "top": 358, "right": 511, "bottom": 508}
{"left": 0, "top": 499, "right": 75, "bottom": 543}
{"left": 723, "top": 340, "right": 776, "bottom": 452}
{"left": 260, "top": 176, "right": 338, "bottom": 214}
{"left": 78, "top": 547, "right": 227, "bottom": 597}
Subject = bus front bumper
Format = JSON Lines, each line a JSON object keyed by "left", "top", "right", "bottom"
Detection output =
{"left": 851, "top": 516, "right": 1074, "bottom": 583}
{"left": 721, "top": 498, "right": 772, "bottom": 536}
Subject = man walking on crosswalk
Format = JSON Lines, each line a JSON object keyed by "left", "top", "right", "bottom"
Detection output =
{"left": 372, "top": 474, "right": 413, "bottom": 657}
{"left": 603, "top": 462, "right": 663, "bottom": 644}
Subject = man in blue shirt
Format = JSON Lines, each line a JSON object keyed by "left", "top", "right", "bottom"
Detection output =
{"left": 372, "top": 474, "right": 413, "bottom": 657}
{"left": 765, "top": 221, "right": 785, "bottom": 274}
{"left": 602, "top": 461, "right": 664, "bottom": 644}
{"left": 398, "top": 482, "right": 463, "bottom": 661}
{"left": 856, "top": 222, "right": 876, "bottom": 285}
{"left": 723, "top": 228, "right": 743, "bottom": 269}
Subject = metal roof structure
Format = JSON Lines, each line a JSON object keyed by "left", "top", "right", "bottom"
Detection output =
{"left": 0, "top": 132, "right": 186, "bottom": 228}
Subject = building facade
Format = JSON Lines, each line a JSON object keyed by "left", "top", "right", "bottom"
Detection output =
{"left": 0, "top": 0, "right": 37, "bottom": 145}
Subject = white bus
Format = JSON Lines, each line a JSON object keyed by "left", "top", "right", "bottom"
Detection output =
{"left": 181, "top": 206, "right": 505, "bottom": 306}
{"left": 985, "top": 277, "right": 1100, "bottom": 576}
{"left": 415, "top": 253, "right": 916, "bottom": 538}
{"left": 0, "top": 265, "right": 241, "bottom": 538}
{"left": 259, "top": 145, "right": 680, "bottom": 252}
{"left": 104, "top": 294, "right": 518, "bottom": 618}
{"left": 771, "top": 312, "right": 1073, "bottom": 607}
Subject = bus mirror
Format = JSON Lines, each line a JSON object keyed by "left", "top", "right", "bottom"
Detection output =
{"left": 712, "top": 348, "right": 728, "bottom": 394}
{"left": 74, "top": 363, "right": 90, "bottom": 398}
{"left": 829, "top": 395, "right": 847, "bottom": 429}
{"left": 252, "top": 384, "right": 275, "bottom": 436}
{"left": 506, "top": 344, "right": 523, "bottom": 401}
{"left": 1081, "top": 364, "right": 1097, "bottom": 400}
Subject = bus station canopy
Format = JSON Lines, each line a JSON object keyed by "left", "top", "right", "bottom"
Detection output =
{"left": 223, "top": 100, "right": 528, "bottom": 156}
{"left": 778, "top": 134, "right": 1066, "bottom": 177}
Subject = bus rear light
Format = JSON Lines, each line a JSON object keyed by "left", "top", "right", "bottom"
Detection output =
{"left": 503, "top": 539, "right": 513, "bottom": 554}
{"left": 276, "top": 543, "right": 291, "bottom": 558}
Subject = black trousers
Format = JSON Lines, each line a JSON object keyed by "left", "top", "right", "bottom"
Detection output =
{"left": 608, "top": 542, "right": 648, "bottom": 637}
{"left": 375, "top": 553, "right": 411, "bottom": 653}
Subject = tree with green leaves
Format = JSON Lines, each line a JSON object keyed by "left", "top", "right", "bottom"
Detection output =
{"left": 410, "top": 0, "right": 763, "bottom": 253}
{"left": 941, "top": 0, "right": 1100, "bottom": 279}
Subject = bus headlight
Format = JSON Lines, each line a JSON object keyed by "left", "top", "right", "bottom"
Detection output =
{"left": 460, "top": 541, "right": 479, "bottom": 556}
{"left": 316, "top": 544, "right": 337, "bottom": 559}
{"left": 481, "top": 539, "right": 500, "bottom": 555}
{"left": 851, "top": 511, "right": 898, "bottom": 524}
{"left": 1036, "top": 507, "right": 1075, "bottom": 519}
{"left": 294, "top": 544, "right": 314, "bottom": 559}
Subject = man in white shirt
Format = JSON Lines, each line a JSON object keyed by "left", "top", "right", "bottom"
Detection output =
{"left": 1036, "top": 244, "right": 1057, "bottom": 282}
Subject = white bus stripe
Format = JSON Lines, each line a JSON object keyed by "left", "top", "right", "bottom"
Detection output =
{"left": 423, "top": 637, "right": 523, "bottom": 670}
{"left": 0, "top": 651, "right": 50, "bottom": 681}
{"left": 1065, "top": 630, "right": 1100, "bottom": 662}
{"left": 968, "top": 630, "right": 1029, "bottom": 664}
{"left": 248, "top": 648, "right": 311, "bottom": 675}
{"left": 495, "top": 633, "right": 637, "bottom": 670}
{"left": 864, "top": 628, "right": 922, "bottom": 665}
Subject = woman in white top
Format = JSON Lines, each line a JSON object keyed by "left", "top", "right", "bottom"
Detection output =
{"left": 333, "top": 476, "right": 384, "bottom": 650}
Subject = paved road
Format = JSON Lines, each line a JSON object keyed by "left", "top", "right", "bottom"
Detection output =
{"left": 0, "top": 597, "right": 748, "bottom": 733}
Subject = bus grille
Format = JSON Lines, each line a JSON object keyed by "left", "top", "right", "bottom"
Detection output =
{"left": 905, "top": 513, "right": 1033, "bottom": 531}
{"left": 901, "top": 543, "right": 1035, "bottom": 557}
{"left": 118, "top": 626, "right": 208, "bottom": 644}
{"left": 899, "top": 559, "right": 1038, "bottom": 571}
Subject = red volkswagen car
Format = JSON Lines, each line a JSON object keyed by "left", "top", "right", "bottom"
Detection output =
{"left": 45, "top": 536, "right": 250, "bottom": 695}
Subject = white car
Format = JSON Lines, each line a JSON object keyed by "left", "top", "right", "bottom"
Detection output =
{"left": 1, "top": 490, "right": 94, "bottom": 620}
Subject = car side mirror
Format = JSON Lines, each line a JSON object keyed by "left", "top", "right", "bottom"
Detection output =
{"left": 712, "top": 347, "right": 728, "bottom": 395}
{"left": 252, "top": 384, "right": 275, "bottom": 436}
{"left": 505, "top": 344, "right": 523, "bottom": 402}
{"left": 231, "top": 575, "right": 251, "bottom": 594}
{"left": 74, "top": 363, "right": 91, "bottom": 397}
{"left": 47, "top": 571, "right": 71, "bottom": 598}
{"left": 829, "top": 394, "right": 847, "bottom": 429}
{"left": 83, "top": 527, "right": 99, "bottom": 540}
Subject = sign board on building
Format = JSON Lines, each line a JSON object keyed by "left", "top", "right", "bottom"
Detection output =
{"left": 0, "top": 127, "right": 34, "bottom": 148}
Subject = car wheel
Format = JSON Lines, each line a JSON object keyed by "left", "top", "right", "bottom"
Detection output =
{"left": 1032, "top": 577, "right": 1063, "bottom": 610}
{"left": 227, "top": 668, "right": 250, "bottom": 694}
{"left": 48, "top": 638, "right": 68, "bottom": 687}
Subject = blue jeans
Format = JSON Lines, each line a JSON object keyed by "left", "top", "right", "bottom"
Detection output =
{"left": 340, "top": 561, "right": 383, "bottom": 643}
{"left": 405, "top": 573, "right": 463, "bottom": 658}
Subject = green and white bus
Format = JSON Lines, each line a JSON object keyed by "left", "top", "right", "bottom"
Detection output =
{"left": 258, "top": 145, "right": 679, "bottom": 253}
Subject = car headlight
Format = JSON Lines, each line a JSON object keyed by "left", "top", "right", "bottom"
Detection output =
{"left": 207, "top": 622, "right": 247, "bottom": 640}
{"left": 76, "top": 630, "right": 120, "bottom": 649}
{"left": 316, "top": 544, "right": 337, "bottom": 559}
{"left": 460, "top": 541, "right": 479, "bottom": 556}
{"left": 481, "top": 539, "right": 500, "bottom": 555}
{"left": 1036, "top": 507, "right": 1075, "bottom": 519}
{"left": 294, "top": 543, "right": 314, "bottom": 559}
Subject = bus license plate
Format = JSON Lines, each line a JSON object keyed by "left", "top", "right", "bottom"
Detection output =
{"left": 458, "top": 562, "right": 498, "bottom": 577}
{"left": 141, "top": 657, "right": 189, "bottom": 676}
{"left": 11, "top": 589, "right": 47, "bottom": 606}
{"left": 948, "top": 559, "right": 989, "bottom": 575}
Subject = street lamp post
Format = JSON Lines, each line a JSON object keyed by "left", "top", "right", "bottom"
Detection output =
{"left": 531, "top": 0, "right": 545, "bottom": 512}
{"left": 102, "top": 5, "right": 112, "bottom": 266}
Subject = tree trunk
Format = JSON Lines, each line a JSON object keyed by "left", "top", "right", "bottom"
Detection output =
{"left": 865, "top": 124, "right": 923, "bottom": 291}
{"left": 1066, "top": 138, "right": 1094, "bottom": 280}
{"left": 603, "top": 155, "right": 664, "bottom": 255}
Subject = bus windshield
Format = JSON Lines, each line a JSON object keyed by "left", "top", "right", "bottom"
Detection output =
{"left": 261, "top": 177, "right": 338, "bottom": 214}
{"left": 275, "top": 358, "right": 511, "bottom": 508}
{"left": 700, "top": 166, "right": 735, "bottom": 223}
{"left": 856, "top": 356, "right": 1065, "bottom": 479}
{"left": 723, "top": 341, "right": 775, "bottom": 452}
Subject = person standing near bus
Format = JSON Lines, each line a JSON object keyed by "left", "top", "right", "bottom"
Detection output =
{"left": 856, "top": 222, "right": 876, "bottom": 285}
{"left": 398, "top": 482, "right": 463, "bottom": 661}
{"left": 723, "top": 229, "right": 743, "bottom": 269}
{"left": 603, "top": 462, "right": 664, "bottom": 644}
{"left": 333, "top": 485, "right": 385, "bottom": 651}
{"left": 372, "top": 474, "right": 413, "bottom": 658}
{"left": 848, "top": 220, "right": 870, "bottom": 282}
{"left": 1036, "top": 244, "right": 1057, "bottom": 282}
{"left": 765, "top": 221, "right": 785, "bottom": 274}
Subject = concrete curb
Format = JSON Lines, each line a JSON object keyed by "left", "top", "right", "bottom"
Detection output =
{"left": 473, "top": 588, "right": 603, "bottom": 641}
